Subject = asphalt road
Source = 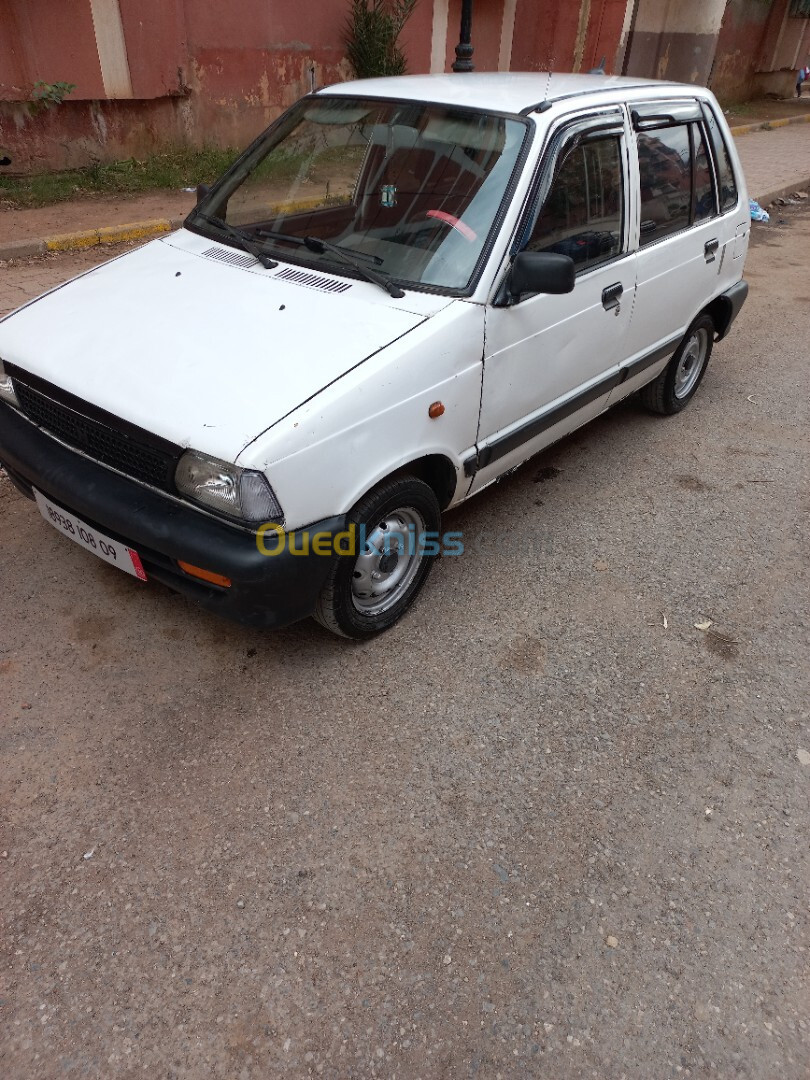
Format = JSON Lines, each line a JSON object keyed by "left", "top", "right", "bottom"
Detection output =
{"left": 1, "top": 210, "right": 808, "bottom": 1079}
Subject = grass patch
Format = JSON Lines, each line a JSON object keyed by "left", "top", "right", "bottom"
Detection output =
{"left": 0, "top": 147, "right": 239, "bottom": 210}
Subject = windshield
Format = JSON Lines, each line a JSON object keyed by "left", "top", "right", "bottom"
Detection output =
{"left": 189, "top": 96, "right": 529, "bottom": 293}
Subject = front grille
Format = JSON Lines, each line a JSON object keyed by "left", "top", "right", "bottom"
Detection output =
{"left": 14, "top": 380, "right": 179, "bottom": 491}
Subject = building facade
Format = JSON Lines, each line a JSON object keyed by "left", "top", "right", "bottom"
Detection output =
{"left": 1, "top": 0, "right": 809, "bottom": 171}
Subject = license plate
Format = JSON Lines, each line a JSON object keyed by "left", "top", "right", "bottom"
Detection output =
{"left": 34, "top": 489, "right": 147, "bottom": 580}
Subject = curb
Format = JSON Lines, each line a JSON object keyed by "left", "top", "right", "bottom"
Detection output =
{"left": 755, "top": 176, "right": 810, "bottom": 209}
{"left": 730, "top": 112, "right": 810, "bottom": 137}
{"left": 0, "top": 199, "right": 335, "bottom": 261}
{"left": 0, "top": 216, "right": 186, "bottom": 262}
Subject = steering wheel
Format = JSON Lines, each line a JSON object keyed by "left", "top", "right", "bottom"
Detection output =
{"left": 425, "top": 210, "right": 477, "bottom": 243}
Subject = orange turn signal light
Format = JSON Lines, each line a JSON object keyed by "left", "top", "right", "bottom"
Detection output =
{"left": 428, "top": 401, "right": 445, "bottom": 419}
{"left": 177, "top": 561, "right": 232, "bottom": 588}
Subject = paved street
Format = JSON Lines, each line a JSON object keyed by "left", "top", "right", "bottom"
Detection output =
{"left": 1, "top": 210, "right": 809, "bottom": 1079}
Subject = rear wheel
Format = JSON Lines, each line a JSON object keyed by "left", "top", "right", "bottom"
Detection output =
{"left": 640, "top": 314, "right": 714, "bottom": 415}
{"left": 314, "top": 475, "right": 440, "bottom": 638}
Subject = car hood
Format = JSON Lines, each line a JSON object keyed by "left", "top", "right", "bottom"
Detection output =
{"left": 0, "top": 230, "right": 451, "bottom": 461}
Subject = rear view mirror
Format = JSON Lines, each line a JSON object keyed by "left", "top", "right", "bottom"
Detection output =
{"left": 508, "top": 251, "right": 576, "bottom": 300}
{"left": 196, "top": 182, "right": 211, "bottom": 205}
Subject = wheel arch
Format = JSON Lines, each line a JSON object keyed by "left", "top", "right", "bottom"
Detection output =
{"left": 704, "top": 280, "right": 749, "bottom": 342}
{"left": 387, "top": 453, "right": 460, "bottom": 511}
{"left": 704, "top": 295, "right": 729, "bottom": 340}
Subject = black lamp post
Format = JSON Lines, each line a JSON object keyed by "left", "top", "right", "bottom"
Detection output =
{"left": 452, "top": 0, "right": 474, "bottom": 72}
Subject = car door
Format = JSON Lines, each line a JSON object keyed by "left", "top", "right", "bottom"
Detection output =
{"left": 607, "top": 99, "right": 735, "bottom": 400}
{"left": 469, "top": 108, "right": 637, "bottom": 493}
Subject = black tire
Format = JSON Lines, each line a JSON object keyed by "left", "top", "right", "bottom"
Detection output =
{"left": 640, "top": 313, "right": 715, "bottom": 415}
{"left": 313, "top": 475, "right": 441, "bottom": 638}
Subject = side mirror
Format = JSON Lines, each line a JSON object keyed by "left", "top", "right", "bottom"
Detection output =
{"left": 508, "top": 251, "right": 575, "bottom": 300}
{"left": 196, "top": 182, "right": 211, "bottom": 205}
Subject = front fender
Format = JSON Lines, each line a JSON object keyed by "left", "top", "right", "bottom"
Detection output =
{"left": 238, "top": 301, "right": 485, "bottom": 530}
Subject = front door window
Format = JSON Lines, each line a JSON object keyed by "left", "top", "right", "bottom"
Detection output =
{"left": 525, "top": 136, "right": 624, "bottom": 271}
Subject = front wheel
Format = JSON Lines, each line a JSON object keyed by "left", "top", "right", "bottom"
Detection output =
{"left": 640, "top": 314, "right": 715, "bottom": 415}
{"left": 313, "top": 475, "right": 441, "bottom": 638}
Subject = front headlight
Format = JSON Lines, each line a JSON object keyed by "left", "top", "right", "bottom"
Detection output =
{"left": 174, "top": 450, "right": 283, "bottom": 525}
{"left": 0, "top": 359, "right": 20, "bottom": 408}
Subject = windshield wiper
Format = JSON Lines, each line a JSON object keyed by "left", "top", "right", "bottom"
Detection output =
{"left": 196, "top": 213, "right": 277, "bottom": 269}
{"left": 303, "top": 237, "right": 383, "bottom": 265}
{"left": 303, "top": 236, "right": 404, "bottom": 298}
{"left": 255, "top": 228, "right": 307, "bottom": 247}
{"left": 257, "top": 229, "right": 384, "bottom": 266}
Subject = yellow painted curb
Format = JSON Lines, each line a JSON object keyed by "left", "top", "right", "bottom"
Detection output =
{"left": 44, "top": 218, "right": 173, "bottom": 253}
{"left": 730, "top": 113, "right": 810, "bottom": 137}
{"left": 36, "top": 196, "right": 350, "bottom": 255}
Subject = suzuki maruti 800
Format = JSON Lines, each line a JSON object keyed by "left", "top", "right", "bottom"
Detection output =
{"left": 0, "top": 73, "right": 749, "bottom": 637}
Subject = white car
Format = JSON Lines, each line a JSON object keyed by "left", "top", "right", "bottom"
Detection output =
{"left": 0, "top": 73, "right": 749, "bottom": 637}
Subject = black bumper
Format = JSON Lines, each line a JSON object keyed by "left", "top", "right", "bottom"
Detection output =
{"left": 0, "top": 401, "right": 345, "bottom": 629}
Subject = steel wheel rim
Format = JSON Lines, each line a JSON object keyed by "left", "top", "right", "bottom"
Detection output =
{"left": 674, "top": 327, "right": 709, "bottom": 399}
{"left": 351, "top": 507, "right": 426, "bottom": 616}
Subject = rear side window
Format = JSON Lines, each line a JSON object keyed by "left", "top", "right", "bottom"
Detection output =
{"left": 637, "top": 121, "right": 718, "bottom": 245}
{"left": 702, "top": 105, "right": 739, "bottom": 212}
{"left": 637, "top": 125, "right": 691, "bottom": 243}
{"left": 526, "top": 136, "right": 624, "bottom": 271}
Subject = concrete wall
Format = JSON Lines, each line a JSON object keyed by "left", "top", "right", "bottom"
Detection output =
{"left": 753, "top": 0, "right": 810, "bottom": 96}
{"left": 709, "top": 0, "right": 810, "bottom": 103}
{"left": 1, "top": 0, "right": 635, "bottom": 172}
{"left": 1, "top": 0, "right": 357, "bottom": 170}
{"left": 0, "top": 0, "right": 105, "bottom": 100}
{"left": 623, "top": 0, "right": 728, "bottom": 84}
{"left": 8, "top": 0, "right": 809, "bottom": 173}
{"left": 710, "top": 0, "right": 776, "bottom": 104}
{"left": 506, "top": 0, "right": 626, "bottom": 74}
{"left": 619, "top": 0, "right": 810, "bottom": 104}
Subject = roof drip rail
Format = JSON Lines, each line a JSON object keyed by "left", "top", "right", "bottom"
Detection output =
{"left": 521, "top": 83, "right": 665, "bottom": 117}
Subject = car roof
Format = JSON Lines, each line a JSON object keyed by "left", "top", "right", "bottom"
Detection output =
{"left": 318, "top": 72, "right": 704, "bottom": 115}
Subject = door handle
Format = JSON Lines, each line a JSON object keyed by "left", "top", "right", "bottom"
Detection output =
{"left": 704, "top": 238, "right": 719, "bottom": 263}
{"left": 601, "top": 282, "right": 623, "bottom": 311}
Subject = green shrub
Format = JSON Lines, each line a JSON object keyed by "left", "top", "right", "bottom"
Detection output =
{"left": 344, "top": 0, "right": 418, "bottom": 79}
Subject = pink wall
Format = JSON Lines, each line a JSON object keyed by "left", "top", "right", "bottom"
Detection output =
{"left": 398, "top": 0, "right": 434, "bottom": 73}
{"left": 180, "top": 0, "right": 349, "bottom": 147}
{"left": 0, "top": 0, "right": 354, "bottom": 169}
{"left": 510, "top": 0, "right": 583, "bottom": 71}
{"left": 119, "top": 0, "right": 187, "bottom": 100}
{"left": 0, "top": 0, "right": 105, "bottom": 100}
{"left": 445, "top": 0, "right": 505, "bottom": 72}
{"left": 582, "top": 0, "right": 631, "bottom": 73}
{"left": 0, "top": 0, "right": 632, "bottom": 171}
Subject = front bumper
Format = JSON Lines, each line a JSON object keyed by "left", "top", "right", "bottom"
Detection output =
{"left": 0, "top": 401, "right": 345, "bottom": 629}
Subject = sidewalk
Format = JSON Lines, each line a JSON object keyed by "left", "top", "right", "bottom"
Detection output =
{"left": 734, "top": 121, "right": 810, "bottom": 205}
{"left": 0, "top": 190, "right": 196, "bottom": 250}
{"left": 1, "top": 118, "right": 810, "bottom": 260}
